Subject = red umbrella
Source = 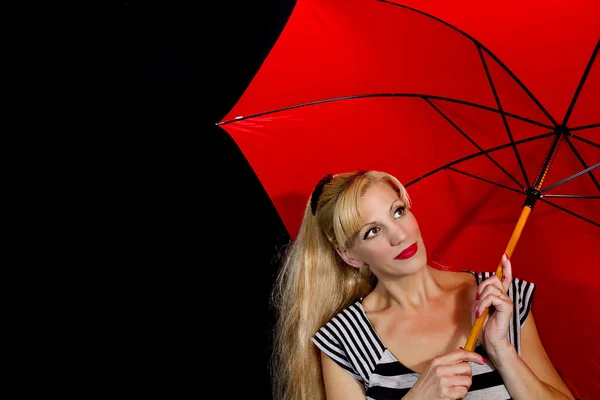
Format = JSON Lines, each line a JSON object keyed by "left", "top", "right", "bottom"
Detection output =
{"left": 217, "top": 1, "right": 600, "bottom": 398}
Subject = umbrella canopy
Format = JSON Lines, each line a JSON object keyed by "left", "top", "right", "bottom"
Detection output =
{"left": 217, "top": 1, "right": 600, "bottom": 398}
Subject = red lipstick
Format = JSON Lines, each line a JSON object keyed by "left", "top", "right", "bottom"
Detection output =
{"left": 394, "top": 242, "right": 418, "bottom": 260}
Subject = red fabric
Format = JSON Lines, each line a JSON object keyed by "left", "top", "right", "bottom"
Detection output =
{"left": 219, "top": 1, "right": 600, "bottom": 398}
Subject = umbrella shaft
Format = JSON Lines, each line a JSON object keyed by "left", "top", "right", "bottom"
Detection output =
{"left": 534, "top": 132, "right": 565, "bottom": 190}
{"left": 464, "top": 206, "right": 532, "bottom": 351}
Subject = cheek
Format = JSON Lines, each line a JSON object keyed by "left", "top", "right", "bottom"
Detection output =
{"left": 356, "top": 241, "right": 388, "bottom": 262}
{"left": 370, "top": 241, "right": 394, "bottom": 259}
{"left": 409, "top": 217, "right": 421, "bottom": 235}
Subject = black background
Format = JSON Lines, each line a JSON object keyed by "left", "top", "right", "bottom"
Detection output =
{"left": 100, "top": 3, "right": 589, "bottom": 398}
{"left": 43, "top": 3, "right": 587, "bottom": 399}
{"left": 111, "top": 1, "right": 296, "bottom": 397}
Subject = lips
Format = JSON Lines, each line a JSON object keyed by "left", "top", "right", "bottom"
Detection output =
{"left": 394, "top": 242, "right": 418, "bottom": 260}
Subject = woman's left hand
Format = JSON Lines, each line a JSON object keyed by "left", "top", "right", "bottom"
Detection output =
{"left": 474, "top": 253, "right": 514, "bottom": 359}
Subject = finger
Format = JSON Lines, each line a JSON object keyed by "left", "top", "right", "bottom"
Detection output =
{"left": 474, "top": 286, "right": 506, "bottom": 320}
{"left": 439, "top": 375, "right": 472, "bottom": 399}
{"left": 501, "top": 253, "right": 513, "bottom": 292}
{"left": 436, "top": 348, "right": 487, "bottom": 366}
{"left": 438, "top": 362, "right": 473, "bottom": 377}
{"left": 475, "top": 293, "right": 513, "bottom": 318}
{"left": 442, "top": 374, "right": 472, "bottom": 390}
{"left": 479, "top": 284, "right": 505, "bottom": 303}
{"left": 473, "top": 312, "right": 490, "bottom": 342}
{"left": 449, "top": 375, "right": 472, "bottom": 388}
{"left": 446, "top": 384, "right": 469, "bottom": 399}
{"left": 476, "top": 275, "right": 504, "bottom": 301}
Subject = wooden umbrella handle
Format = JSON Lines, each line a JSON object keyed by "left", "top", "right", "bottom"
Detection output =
{"left": 463, "top": 206, "right": 532, "bottom": 351}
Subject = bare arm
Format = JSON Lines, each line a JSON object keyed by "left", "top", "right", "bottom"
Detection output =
{"left": 491, "top": 313, "right": 575, "bottom": 400}
{"left": 321, "top": 351, "right": 366, "bottom": 399}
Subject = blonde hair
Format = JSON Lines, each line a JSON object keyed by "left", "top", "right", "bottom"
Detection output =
{"left": 270, "top": 170, "right": 411, "bottom": 400}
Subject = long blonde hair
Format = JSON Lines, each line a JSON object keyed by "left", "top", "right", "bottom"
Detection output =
{"left": 270, "top": 170, "right": 411, "bottom": 400}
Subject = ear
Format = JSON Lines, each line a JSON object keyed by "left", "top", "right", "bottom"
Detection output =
{"left": 335, "top": 247, "right": 365, "bottom": 269}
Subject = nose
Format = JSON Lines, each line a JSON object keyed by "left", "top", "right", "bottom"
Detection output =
{"left": 389, "top": 224, "right": 407, "bottom": 247}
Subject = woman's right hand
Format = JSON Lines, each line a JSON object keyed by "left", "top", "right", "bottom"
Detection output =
{"left": 403, "top": 348, "right": 487, "bottom": 399}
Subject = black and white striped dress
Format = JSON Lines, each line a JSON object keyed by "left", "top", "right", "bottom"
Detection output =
{"left": 312, "top": 271, "right": 536, "bottom": 399}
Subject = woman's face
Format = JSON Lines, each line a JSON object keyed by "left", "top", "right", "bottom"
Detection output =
{"left": 344, "top": 181, "right": 426, "bottom": 278}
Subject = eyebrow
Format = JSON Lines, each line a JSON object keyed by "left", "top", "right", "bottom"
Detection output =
{"left": 360, "top": 199, "right": 402, "bottom": 231}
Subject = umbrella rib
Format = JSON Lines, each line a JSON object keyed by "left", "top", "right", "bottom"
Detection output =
{"left": 564, "top": 136, "right": 600, "bottom": 192}
{"left": 541, "top": 163, "right": 600, "bottom": 193}
{"left": 217, "top": 93, "right": 554, "bottom": 128}
{"left": 538, "top": 198, "right": 599, "bottom": 228}
{"left": 425, "top": 98, "right": 526, "bottom": 190}
{"left": 562, "top": 40, "right": 600, "bottom": 126}
{"left": 380, "top": 0, "right": 557, "bottom": 125}
{"left": 570, "top": 123, "right": 600, "bottom": 132}
{"left": 477, "top": 46, "right": 531, "bottom": 189}
{"left": 571, "top": 134, "right": 600, "bottom": 149}
{"left": 446, "top": 167, "right": 524, "bottom": 195}
{"left": 405, "top": 132, "right": 555, "bottom": 187}
{"left": 543, "top": 195, "right": 599, "bottom": 199}
{"left": 424, "top": 96, "right": 553, "bottom": 129}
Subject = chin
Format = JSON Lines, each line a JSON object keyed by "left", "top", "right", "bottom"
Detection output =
{"left": 394, "top": 252, "right": 428, "bottom": 274}
{"left": 411, "top": 251, "right": 428, "bottom": 267}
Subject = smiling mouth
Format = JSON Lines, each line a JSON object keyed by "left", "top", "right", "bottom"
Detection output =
{"left": 394, "top": 242, "right": 418, "bottom": 260}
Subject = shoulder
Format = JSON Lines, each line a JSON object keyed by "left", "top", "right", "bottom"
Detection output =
{"left": 461, "top": 270, "right": 536, "bottom": 286}
{"left": 313, "top": 300, "right": 386, "bottom": 355}
{"left": 316, "top": 301, "right": 367, "bottom": 336}
{"left": 470, "top": 270, "right": 536, "bottom": 290}
{"left": 429, "top": 267, "right": 478, "bottom": 291}
{"left": 460, "top": 270, "right": 493, "bottom": 285}
{"left": 312, "top": 300, "right": 385, "bottom": 384}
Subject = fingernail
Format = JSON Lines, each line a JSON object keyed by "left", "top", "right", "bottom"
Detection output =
{"left": 482, "top": 357, "right": 487, "bottom": 364}
{"left": 475, "top": 310, "right": 480, "bottom": 318}
{"left": 476, "top": 292, "right": 480, "bottom": 300}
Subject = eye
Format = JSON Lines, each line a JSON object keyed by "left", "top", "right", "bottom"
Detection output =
{"left": 394, "top": 206, "right": 406, "bottom": 218}
{"left": 363, "top": 226, "right": 381, "bottom": 240}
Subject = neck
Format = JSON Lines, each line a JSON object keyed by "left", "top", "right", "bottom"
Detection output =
{"left": 371, "top": 265, "right": 446, "bottom": 313}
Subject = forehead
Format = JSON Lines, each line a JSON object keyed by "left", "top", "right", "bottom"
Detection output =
{"left": 358, "top": 182, "right": 401, "bottom": 214}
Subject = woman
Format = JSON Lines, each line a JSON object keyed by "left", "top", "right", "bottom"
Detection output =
{"left": 271, "top": 170, "right": 574, "bottom": 400}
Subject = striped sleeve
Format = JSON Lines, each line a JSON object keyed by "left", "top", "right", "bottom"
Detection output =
{"left": 311, "top": 302, "right": 386, "bottom": 385}
{"left": 513, "top": 277, "right": 536, "bottom": 328}
{"left": 312, "top": 318, "right": 364, "bottom": 382}
{"left": 509, "top": 276, "right": 536, "bottom": 355}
